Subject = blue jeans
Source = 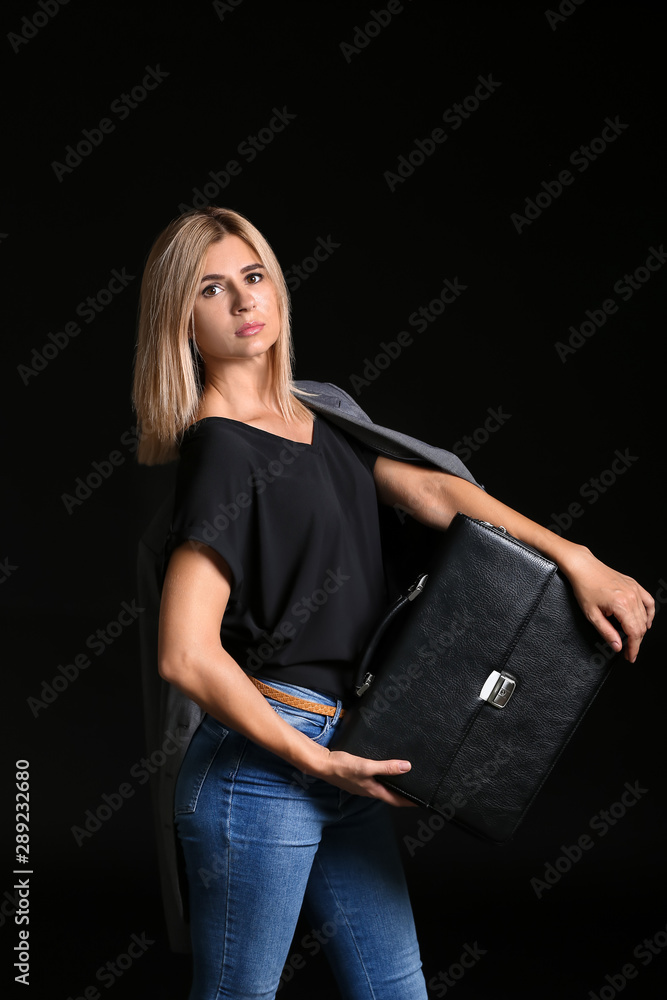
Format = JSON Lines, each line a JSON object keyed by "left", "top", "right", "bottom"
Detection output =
{"left": 174, "top": 678, "right": 428, "bottom": 999}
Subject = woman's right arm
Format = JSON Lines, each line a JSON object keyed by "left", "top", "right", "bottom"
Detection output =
{"left": 158, "top": 541, "right": 416, "bottom": 807}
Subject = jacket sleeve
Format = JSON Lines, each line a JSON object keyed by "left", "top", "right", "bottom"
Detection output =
{"left": 136, "top": 492, "right": 201, "bottom": 954}
{"left": 294, "top": 379, "right": 483, "bottom": 488}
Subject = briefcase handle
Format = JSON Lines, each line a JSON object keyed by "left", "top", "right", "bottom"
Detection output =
{"left": 352, "top": 516, "right": 511, "bottom": 697}
{"left": 353, "top": 573, "right": 428, "bottom": 696}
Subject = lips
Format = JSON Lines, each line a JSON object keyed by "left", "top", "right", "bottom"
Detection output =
{"left": 235, "top": 321, "right": 265, "bottom": 337}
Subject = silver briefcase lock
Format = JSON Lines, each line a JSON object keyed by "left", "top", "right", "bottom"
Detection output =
{"left": 479, "top": 670, "right": 516, "bottom": 709}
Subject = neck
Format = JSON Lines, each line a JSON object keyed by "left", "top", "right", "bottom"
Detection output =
{"left": 199, "top": 356, "right": 281, "bottom": 421}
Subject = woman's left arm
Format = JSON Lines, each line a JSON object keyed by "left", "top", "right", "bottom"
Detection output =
{"left": 374, "top": 457, "right": 655, "bottom": 663}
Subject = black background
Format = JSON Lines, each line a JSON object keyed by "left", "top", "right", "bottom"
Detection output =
{"left": 3, "top": 1, "right": 666, "bottom": 997}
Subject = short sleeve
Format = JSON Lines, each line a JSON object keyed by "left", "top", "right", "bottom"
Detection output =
{"left": 165, "top": 424, "right": 255, "bottom": 596}
{"left": 338, "top": 428, "right": 378, "bottom": 475}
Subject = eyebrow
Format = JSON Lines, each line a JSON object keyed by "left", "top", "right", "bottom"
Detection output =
{"left": 200, "top": 263, "right": 265, "bottom": 282}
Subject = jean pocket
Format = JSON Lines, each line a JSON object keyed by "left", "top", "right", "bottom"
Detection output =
{"left": 270, "top": 700, "right": 331, "bottom": 741}
{"left": 174, "top": 716, "right": 229, "bottom": 816}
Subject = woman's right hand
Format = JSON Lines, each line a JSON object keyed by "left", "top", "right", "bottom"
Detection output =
{"left": 307, "top": 745, "right": 418, "bottom": 807}
{"left": 160, "top": 543, "right": 419, "bottom": 808}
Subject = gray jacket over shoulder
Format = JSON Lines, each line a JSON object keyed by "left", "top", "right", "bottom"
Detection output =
{"left": 136, "top": 380, "right": 481, "bottom": 953}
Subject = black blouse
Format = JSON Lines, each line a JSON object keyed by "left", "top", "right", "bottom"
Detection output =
{"left": 165, "top": 414, "right": 388, "bottom": 701}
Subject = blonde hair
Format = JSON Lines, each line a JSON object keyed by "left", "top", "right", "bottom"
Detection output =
{"left": 132, "top": 206, "right": 310, "bottom": 465}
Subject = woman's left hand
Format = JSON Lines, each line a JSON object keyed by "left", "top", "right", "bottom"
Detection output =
{"left": 373, "top": 459, "right": 656, "bottom": 662}
{"left": 560, "top": 546, "right": 655, "bottom": 662}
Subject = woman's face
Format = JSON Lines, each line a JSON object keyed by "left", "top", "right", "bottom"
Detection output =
{"left": 191, "top": 234, "right": 281, "bottom": 366}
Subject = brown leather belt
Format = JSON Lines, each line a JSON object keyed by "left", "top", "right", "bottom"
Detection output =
{"left": 251, "top": 676, "right": 345, "bottom": 718}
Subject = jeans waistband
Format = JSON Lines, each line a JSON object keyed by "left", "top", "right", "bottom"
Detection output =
{"left": 256, "top": 676, "right": 338, "bottom": 706}
{"left": 254, "top": 676, "right": 346, "bottom": 723}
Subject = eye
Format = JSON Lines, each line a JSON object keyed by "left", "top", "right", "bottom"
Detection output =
{"left": 246, "top": 272, "right": 264, "bottom": 284}
{"left": 201, "top": 283, "right": 223, "bottom": 297}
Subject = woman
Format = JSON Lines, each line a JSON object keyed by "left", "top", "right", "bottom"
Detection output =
{"left": 132, "top": 206, "right": 653, "bottom": 999}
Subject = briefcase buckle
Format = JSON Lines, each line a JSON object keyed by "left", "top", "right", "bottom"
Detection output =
{"left": 355, "top": 672, "right": 375, "bottom": 697}
{"left": 479, "top": 670, "right": 516, "bottom": 709}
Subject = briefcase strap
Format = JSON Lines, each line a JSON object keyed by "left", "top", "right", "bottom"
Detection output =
{"left": 353, "top": 573, "right": 428, "bottom": 696}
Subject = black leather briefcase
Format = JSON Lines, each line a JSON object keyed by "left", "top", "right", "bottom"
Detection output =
{"left": 332, "top": 514, "right": 617, "bottom": 843}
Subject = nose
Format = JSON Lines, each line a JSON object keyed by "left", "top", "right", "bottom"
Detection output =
{"left": 232, "top": 283, "right": 255, "bottom": 312}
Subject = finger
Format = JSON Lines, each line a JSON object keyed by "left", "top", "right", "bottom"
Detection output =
{"left": 368, "top": 780, "right": 418, "bottom": 808}
{"left": 615, "top": 613, "right": 647, "bottom": 663}
{"left": 585, "top": 607, "right": 624, "bottom": 654}
{"left": 624, "top": 634, "right": 641, "bottom": 663}
{"left": 349, "top": 757, "right": 416, "bottom": 806}
{"left": 385, "top": 793, "right": 418, "bottom": 808}
{"left": 612, "top": 579, "right": 653, "bottom": 630}
{"left": 345, "top": 755, "right": 412, "bottom": 778}
{"left": 376, "top": 758, "right": 413, "bottom": 775}
{"left": 362, "top": 772, "right": 418, "bottom": 807}
{"left": 638, "top": 584, "right": 656, "bottom": 628}
{"left": 611, "top": 592, "right": 651, "bottom": 663}
{"left": 623, "top": 621, "right": 649, "bottom": 663}
{"left": 369, "top": 761, "right": 418, "bottom": 807}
